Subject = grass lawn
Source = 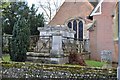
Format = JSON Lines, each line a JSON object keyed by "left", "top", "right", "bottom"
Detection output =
{"left": 2, "top": 54, "right": 106, "bottom": 67}
{"left": 85, "top": 60, "right": 106, "bottom": 67}
{"left": 2, "top": 54, "right": 10, "bottom": 62}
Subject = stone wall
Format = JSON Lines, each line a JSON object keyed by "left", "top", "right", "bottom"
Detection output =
{"left": 1, "top": 62, "right": 117, "bottom": 79}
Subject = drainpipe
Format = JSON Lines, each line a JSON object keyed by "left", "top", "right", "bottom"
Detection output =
{"left": 117, "top": 0, "right": 120, "bottom": 79}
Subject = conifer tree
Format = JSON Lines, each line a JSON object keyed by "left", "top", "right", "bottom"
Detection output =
{"left": 10, "top": 17, "right": 30, "bottom": 62}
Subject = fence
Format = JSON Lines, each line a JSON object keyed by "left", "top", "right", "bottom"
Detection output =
{"left": 3, "top": 35, "right": 90, "bottom": 56}
{"left": 29, "top": 36, "right": 89, "bottom": 54}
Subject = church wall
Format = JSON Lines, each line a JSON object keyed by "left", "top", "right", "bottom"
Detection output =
{"left": 89, "top": 25, "right": 98, "bottom": 60}
{"left": 89, "top": 2, "right": 118, "bottom": 62}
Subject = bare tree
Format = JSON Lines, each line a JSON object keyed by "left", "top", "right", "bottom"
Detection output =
{"left": 38, "top": 0, "right": 63, "bottom": 22}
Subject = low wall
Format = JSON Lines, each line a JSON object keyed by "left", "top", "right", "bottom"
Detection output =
{"left": 1, "top": 62, "right": 117, "bottom": 79}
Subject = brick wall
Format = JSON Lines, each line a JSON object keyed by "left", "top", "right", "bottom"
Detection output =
{"left": 89, "top": 2, "right": 118, "bottom": 62}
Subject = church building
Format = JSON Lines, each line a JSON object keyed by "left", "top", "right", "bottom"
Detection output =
{"left": 48, "top": 0, "right": 118, "bottom": 62}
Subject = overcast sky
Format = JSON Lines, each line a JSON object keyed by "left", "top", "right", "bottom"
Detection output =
{"left": 27, "top": 0, "right": 65, "bottom": 6}
{"left": 27, "top": 0, "right": 65, "bottom": 13}
{"left": 26, "top": 0, "right": 65, "bottom": 21}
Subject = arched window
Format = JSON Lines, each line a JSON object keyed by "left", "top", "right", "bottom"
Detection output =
{"left": 73, "top": 20, "right": 77, "bottom": 40}
{"left": 67, "top": 18, "right": 84, "bottom": 41}
{"left": 67, "top": 22, "right": 72, "bottom": 28}
{"left": 79, "top": 21, "right": 83, "bottom": 41}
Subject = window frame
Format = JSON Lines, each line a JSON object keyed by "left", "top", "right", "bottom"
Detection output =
{"left": 66, "top": 18, "right": 84, "bottom": 41}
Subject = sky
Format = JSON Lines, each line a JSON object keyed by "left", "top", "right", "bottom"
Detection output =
{"left": 27, "top": 0, "right": 65, "bottom": 7}
{"left": 26, "top": 0, "right": 65, "bottom": 13}
{"left": 26, "top": 0, "right": 65, "bottom": 21}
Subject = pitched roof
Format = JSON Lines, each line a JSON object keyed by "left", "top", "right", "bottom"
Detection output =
{"left": 89, "top": 0, "right": 103, "bottom": 16}
{"left": 90, "top": 0, "right": 118, "bottom": 16}
{"left": 89, "top": 0, "right": 100, "bottom": 7}
{"left": 49, "top": 0, "right": 94, "bottom": 25}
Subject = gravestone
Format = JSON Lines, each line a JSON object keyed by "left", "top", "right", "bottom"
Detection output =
{"left": 101, "top": 50, "right": 112, "bottom": 68}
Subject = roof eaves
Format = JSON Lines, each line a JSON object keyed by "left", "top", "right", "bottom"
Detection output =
{"left": 89, "top": 0, "right": 104, "bottom": 16}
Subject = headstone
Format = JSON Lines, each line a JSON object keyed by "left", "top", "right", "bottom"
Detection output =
{"left": 101, "top": 50, "right": 112, "bottom": 68}
{"left": 84, "top": 39, "right": 90, "bottom": 52}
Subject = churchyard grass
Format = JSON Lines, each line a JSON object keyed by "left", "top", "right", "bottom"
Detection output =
{"left": 2, "top": 54, "right": 106, "bottom": 67}
{"left": 85, "top": 60, "right": 106, "bottom": 67}
{"left": 2, "top": 54, "right": 10, "bottom": 62}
